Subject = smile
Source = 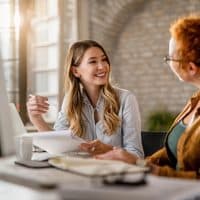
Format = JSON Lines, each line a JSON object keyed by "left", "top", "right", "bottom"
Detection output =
{"left": 95, "top": 72, "right": 106, "bottom": 77}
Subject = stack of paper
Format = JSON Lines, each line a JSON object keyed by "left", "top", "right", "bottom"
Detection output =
{"left": 28, "top": 130, "right": 85, "bottom": 155}
{"left": 48, "top": 156, "right": 149, "bottom": 177}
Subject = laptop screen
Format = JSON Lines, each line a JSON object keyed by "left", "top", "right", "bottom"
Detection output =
{"left": 0, "top": 51, "right": 15, "bottom": 156}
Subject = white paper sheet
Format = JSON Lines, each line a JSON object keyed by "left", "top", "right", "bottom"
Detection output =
{"left": 27, "top": 130, "right": 85, "bottom": 154}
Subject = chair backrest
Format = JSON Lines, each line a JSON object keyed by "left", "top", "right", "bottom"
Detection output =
{"left": 141, "top": 131, "right": 166, "bottom": 157}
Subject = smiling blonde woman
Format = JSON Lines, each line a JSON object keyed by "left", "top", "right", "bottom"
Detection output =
{"left": 27, "top": 40, "right": 144, "bottom": 158}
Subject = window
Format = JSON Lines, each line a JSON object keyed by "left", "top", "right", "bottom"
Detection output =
{"left": 0, "top": 0, "right": 19, "bottom": 104}
{"left": 27, "top": 0, "right": 60, "bottom": 123}
{"left": 0, "top": 0, "right": 78, "bottom": 125}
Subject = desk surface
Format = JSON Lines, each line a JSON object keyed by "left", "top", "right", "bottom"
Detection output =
{"left": 0, "top": 180, "right": 59, "bottom": 200}
{"left": 60, "top": 175, "right": 200, "bottom": 200}
{"left": 0, "top": 156, "right": 91, "bottom": 188}
{"left": 0, "top": 156, "right": 200, "bottom": 200}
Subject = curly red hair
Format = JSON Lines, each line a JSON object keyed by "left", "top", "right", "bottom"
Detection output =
{"left": 170, "top": 14, "right": 200, "bottom": 66}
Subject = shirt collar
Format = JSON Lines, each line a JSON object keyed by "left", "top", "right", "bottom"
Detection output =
{"left": 82, "top": 88, "right": 104, "bottom": 110}
{"left": 190, "top": 90, "right": 200, "bottom": 108}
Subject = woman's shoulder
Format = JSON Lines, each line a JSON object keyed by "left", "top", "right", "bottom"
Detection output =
{"left": 113, "top": 87, "right": 136, "bottom": 101}
{"left": 114, "top": 87, "right": 135, "bottom": 96}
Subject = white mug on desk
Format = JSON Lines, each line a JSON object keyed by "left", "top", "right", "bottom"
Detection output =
{"left": 15, "top": 135, "right": 33, "bottom": 161}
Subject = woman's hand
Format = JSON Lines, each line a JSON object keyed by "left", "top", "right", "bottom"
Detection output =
{"left": 26, "top": 95, "right": 54, "bottom": 132}
{"left": 79, "top": 140, "right": 113, "bottom": 155}
{"left": 147, "top": 162, "right": 160, "bottom": 176}
{"left": 26, "top": 95, "right": 52, "bottom": 131}
{"left": 95, "top": 148, "right": 138, "bottom": 164}
{"left": 27, "top": 95, "right": 49, "bottom": 121}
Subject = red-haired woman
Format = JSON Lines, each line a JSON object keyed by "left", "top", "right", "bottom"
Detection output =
{"left": 96, "top": 15, "right": 200, "bottom": 179}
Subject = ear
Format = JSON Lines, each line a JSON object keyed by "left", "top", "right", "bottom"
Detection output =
{"left": 187, "top": 62, "right": 199, "bottom": 76}
{"left": 71, "top": 66, "right": 80, "bottom": 78}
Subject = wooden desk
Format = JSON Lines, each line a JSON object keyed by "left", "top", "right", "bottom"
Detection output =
{"left": 0, "top": 156, "right": 200, "bottom": 200}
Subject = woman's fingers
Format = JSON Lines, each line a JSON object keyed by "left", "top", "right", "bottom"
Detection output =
{"left": 79, "top": 143, "right": 90, "bottom": 150}
{"left": 95, "top": 150, "right": 117, "bottom": 160}
{"left": 27, "top": 95, "right": 49, "bottom": 117}
{"left": 28, "top": 95, "right": 49, "bottom": 108}
{"left": 27, "top": 103, "right": 49, "bottom": 112}
{"left": 79, "top": 142, "right": 99, "bottom": 154}
{"left": 80, "top": 140, "right": 113, "bottom": 155}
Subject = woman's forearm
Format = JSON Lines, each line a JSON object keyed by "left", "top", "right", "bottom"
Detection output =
{"left": 30, "top": 117, "right": 53, "bottom": 132}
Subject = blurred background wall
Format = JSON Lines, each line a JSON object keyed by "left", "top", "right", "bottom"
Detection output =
{"left": 1, "top": 0, "right": 200, "bottom": 130}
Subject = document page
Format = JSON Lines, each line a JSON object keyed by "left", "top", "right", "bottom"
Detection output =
{"left": 28, "top": 130, "right": 85, "bottom": 155}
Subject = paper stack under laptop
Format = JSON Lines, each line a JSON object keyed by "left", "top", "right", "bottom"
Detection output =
{"left": 24, "top": 130, "right": 85, "bottom": 161}
{"left": 31, "top": 130, "right": 85, "bottom": 154}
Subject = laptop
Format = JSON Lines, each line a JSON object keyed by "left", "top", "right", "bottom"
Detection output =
{"left": 0, "top": 48, "right": 19, "bottom": 156}
{"left": 9, "top": 103, "right": 27, "bottom": 136}
{"left": 9, "top": 103, "right": 52, "bottom": 166}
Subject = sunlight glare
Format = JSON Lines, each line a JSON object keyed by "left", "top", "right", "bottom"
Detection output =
{"left": 14, "top": 7, "right": 21, "bottom": 39}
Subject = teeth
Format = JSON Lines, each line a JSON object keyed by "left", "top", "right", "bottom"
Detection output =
{"left": 96, "top": 73, "right": 105, "bottom": 77}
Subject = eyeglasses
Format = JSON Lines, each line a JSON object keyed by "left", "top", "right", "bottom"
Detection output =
{"left": 163, "top": 55, "right": 183, "bottom": 65}
{"left": 164, "top": 55, "right": 200, "bottom": 66}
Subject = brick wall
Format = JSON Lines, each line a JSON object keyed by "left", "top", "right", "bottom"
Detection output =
{"left": 88, "top": 0, "right": 200, "bottom": 129}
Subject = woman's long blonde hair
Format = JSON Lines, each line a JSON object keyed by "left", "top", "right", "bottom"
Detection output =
{"left": 64, "top": 40, "right": 121, "bottom": 137}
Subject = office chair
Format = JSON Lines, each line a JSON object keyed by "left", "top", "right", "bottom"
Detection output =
{"left": 141, "top": 131, "right": 166, "bottom": 157}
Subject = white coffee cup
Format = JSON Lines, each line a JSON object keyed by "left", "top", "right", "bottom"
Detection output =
{"left": 15, "top": 135, "right": 33, "bottom": 161}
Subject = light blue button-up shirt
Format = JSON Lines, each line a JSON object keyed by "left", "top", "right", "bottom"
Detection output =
{"left": 54, "top": 87, "right": 144, "bottom": 158}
